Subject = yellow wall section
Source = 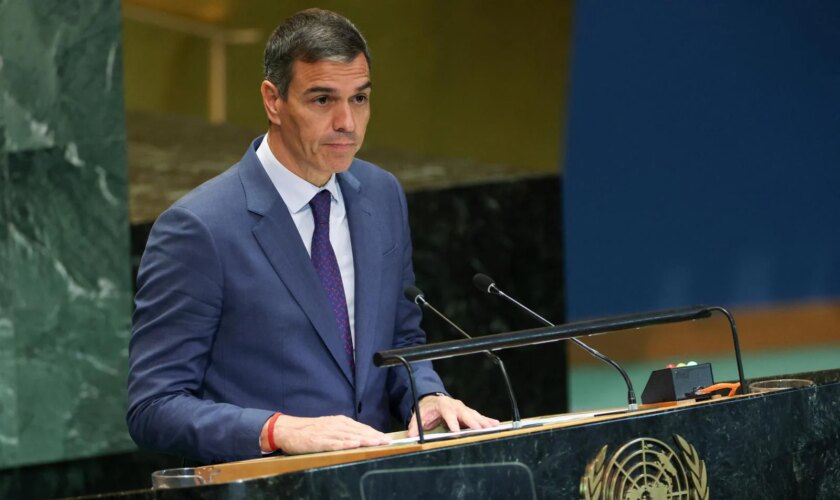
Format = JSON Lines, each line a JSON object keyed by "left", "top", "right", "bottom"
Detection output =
{"left": 123, "top": 20, "right": 209, "bottom": 117}
{"left": 122, "top": 1, "right": 574, "bottom": 173}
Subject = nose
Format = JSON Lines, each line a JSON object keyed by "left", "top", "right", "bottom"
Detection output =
{"left": 332, "top": 101, "right": 355, "bottom": 133}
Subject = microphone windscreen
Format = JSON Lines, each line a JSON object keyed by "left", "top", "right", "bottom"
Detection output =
{"left": 472, "top": 273, "right": 495, "bottom": 293}
{"left": 404, "top": 285, "right": 424, "bottom": 302}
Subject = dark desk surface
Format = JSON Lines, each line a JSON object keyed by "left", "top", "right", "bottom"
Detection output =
{"left": 79, "top": 369, "right": 840, "bottom": 499}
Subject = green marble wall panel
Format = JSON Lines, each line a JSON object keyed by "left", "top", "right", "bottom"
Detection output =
{"left": 0, "top": 127, "right": 20, "bottom": 466}
{"left": 0, "top": 0, "right": 134, "bottom": 468}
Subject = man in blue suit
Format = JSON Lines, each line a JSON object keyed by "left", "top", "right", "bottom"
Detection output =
{"left": 127, "top": 9, "right": 497, "bottom": 464}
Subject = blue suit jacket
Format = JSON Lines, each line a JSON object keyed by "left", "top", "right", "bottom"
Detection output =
{"left": 127, "top": 137, "right": 445, "bottom": 464}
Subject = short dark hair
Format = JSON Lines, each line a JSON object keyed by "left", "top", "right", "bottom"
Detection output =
{"left": 264, "top": 8, "right": 371, "bottom": 99}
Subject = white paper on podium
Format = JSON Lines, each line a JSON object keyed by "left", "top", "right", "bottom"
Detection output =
{"left": 389, "top": 412, "right": 598, "bottom": 446}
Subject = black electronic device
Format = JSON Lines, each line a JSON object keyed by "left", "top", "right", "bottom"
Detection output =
{"left": 641, "top": 363, "right": 714, "bottom": 404}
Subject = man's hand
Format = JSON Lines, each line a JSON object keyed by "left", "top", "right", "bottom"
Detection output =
{"left": 407, "top": 394, "right": 500, "bottom": 437}
{"left": 261, "top": 414, "right": 390, "bottom": 455}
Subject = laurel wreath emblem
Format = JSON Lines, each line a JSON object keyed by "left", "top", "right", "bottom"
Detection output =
{"left": 580, "top": 435, "right": 709, "bottom": 499}
{"left": 675, "top": 435, "right": 709, "bottom": 500}
{"left": 580, "top": 445, "right": 607, "bottom": 500}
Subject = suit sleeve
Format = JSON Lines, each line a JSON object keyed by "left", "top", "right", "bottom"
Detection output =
{"left": 126, "top": 206, "right": 273, "bottom": 464}
{"left": 385, "top": 175, "right": 448, "bottom": 422}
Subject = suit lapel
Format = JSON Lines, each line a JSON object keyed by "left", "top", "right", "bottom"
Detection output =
{"left": 239, "top": 138, "right": 355, "bottom": 386}
{"left": 339, "top": 170, "right": 382, "bottom": 401}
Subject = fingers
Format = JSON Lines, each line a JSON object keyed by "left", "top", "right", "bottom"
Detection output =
{"left": 358, "top": 435, "right": 389, "bottom": 447}
{"left": 334, "top": 416, "right": 388, "bottom": 438}
{"left": 406, "top": 413, "right": 418, "bottom": 437}
{"left": 275, "top": 415, "right": 389, "bottom": 454}
{"left": 480, "top": 414, "right": 501, "bottom": 428}
{"left": 457, "top": 407, "right": 500, "bottom": 429}
{"left": 319, "top": 433, "right": 389, "bottom": 451}
{"left": 318, "top": 436, "right": 369, "bottom": 452}
{"left": 439, "top": 404, "right": 462, "bottom": 433}
{"left": 415, "top": 395, "right": 501, "bottom": 435}
{"left": 329, "top": 416, "right": 389, "bottom": 445}
{"left": 407, "top": 409, "right": 442, "bottom": 437}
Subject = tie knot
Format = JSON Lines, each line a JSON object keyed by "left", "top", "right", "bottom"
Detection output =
{"left": 309, "top": 190, "right": 332, "bottom": 226}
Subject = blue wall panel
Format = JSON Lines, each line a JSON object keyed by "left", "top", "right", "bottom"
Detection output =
{"left": 564, "top": 1, "right": 840, "bottom": 319}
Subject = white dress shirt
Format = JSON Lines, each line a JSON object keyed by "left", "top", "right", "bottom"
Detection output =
{"left": 256, "top": 135, "right": 356, "bottom": 348}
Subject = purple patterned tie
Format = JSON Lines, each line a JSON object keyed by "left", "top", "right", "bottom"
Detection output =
{"left": 309, "top": 190, "right": 355, "bottom": 377}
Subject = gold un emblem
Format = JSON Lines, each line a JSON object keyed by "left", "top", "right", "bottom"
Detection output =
{"left": 580, "top": 435, "right": 709, "bottom": 500}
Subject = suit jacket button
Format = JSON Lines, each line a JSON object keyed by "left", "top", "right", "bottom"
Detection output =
{"left": 357, "top": 402, "right": 363, "bottom": 414}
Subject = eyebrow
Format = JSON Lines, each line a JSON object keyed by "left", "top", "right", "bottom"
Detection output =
{"left": 303, "top": 81, "right": 373, "bottom": 94}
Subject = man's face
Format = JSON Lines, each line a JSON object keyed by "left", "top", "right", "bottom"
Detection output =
{"left": 268, "top": 53, "right": 371, "bottom": 185}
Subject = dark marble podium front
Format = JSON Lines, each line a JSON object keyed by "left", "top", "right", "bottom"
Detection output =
{"left": 86, "top": 369, "right": 840, "bottom": 500}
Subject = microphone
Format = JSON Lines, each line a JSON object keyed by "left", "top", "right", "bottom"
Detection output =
{"left": 404, "top": 286, "right": 522, "bottom": 427}
{"left": 472, "top": 274, "right": 639, "bottom": 411}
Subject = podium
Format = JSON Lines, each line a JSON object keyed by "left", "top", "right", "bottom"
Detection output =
{"left": 91, "top": 369, "right": 840, "bottom": 499}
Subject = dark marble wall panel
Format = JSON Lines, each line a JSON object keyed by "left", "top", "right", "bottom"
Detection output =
{"left": 0, "top": 0, "right": 134, "bottom": 469}
{"left": 0, "top": 450, "right": 181, "bottom": 500}
{"left": 406, "top": 176, "right": 568, "bottom": 421}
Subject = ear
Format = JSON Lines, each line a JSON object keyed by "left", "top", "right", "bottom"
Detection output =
{"left": 260, "top": 80, "right": 283, "bottom": 126}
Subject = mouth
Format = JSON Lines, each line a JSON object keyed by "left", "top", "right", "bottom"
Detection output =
{"left": 324, "top": 143, "right": 356, "bottom": 151}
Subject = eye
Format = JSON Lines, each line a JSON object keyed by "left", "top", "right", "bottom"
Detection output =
{"left": 313, "top": 96, "right": 329, "bottom": 106}
{"left": 353, "top": 94, "right": 369, "bottom": 104}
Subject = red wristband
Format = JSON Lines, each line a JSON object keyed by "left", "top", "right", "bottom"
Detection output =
{"left": 266, "top": 412, "right": 283, "bottom": 452}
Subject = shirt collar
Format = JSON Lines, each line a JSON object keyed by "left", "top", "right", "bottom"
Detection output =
{"left": 256, "top": 134, "right": 345, "bottom": 218}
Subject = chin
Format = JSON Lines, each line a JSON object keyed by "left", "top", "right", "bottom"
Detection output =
{"left": 327, "top": 158, "right": 355, "bottom": 173}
